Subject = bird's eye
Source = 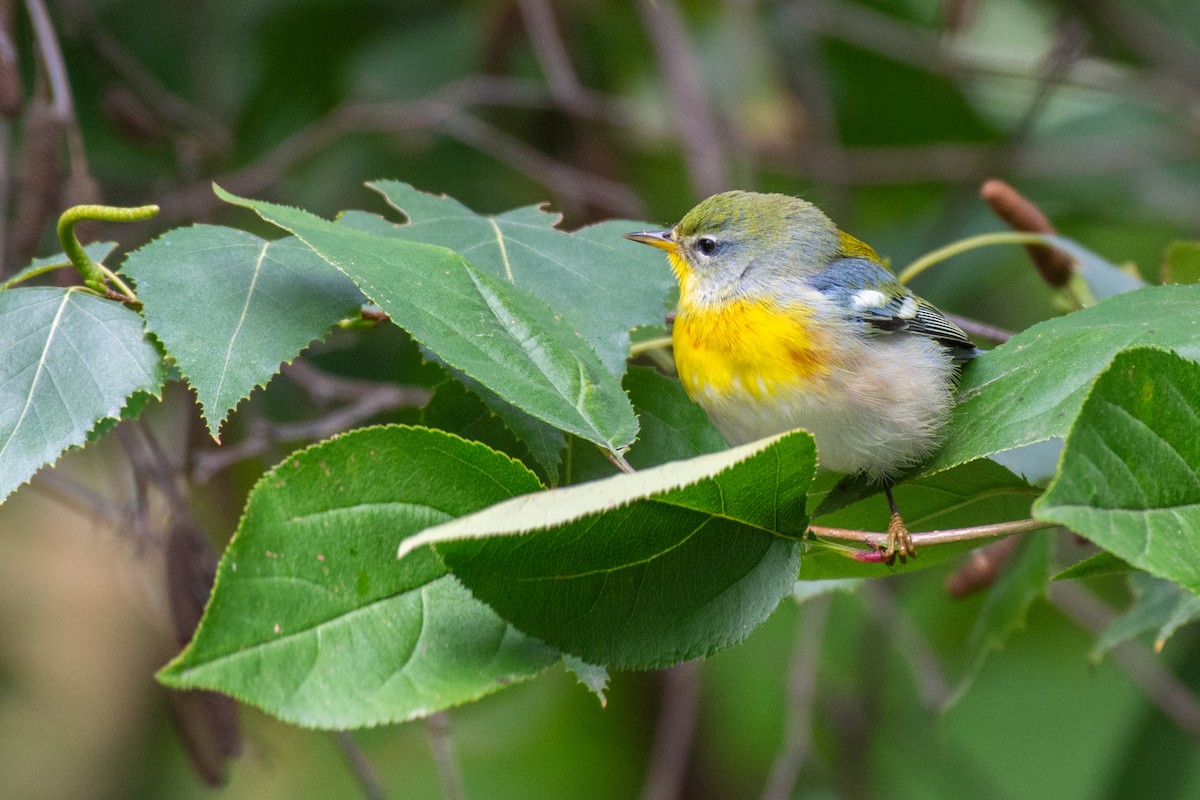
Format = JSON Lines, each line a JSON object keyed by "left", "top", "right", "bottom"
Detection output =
{"left": 696, "top": 237, "right": 718, "bottom": 257}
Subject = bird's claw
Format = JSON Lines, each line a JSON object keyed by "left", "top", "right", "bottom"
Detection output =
{"left": 880, "top": 511, "right": 916, "bottom": 566}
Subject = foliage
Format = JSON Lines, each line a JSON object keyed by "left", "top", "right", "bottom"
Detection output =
{"left": 5, "top": 0, "right": 1200, "bottom": 797}
{"left": 3, "top": 182, "right": 1198, "bottom": 737}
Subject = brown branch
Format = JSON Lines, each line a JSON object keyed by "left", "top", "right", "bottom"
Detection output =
{"left": 640, "top": 660, "right": 702, "bottom": 800}
{"left": 84, "top": 24, "right": 230, "bottom": 146}
{"left": 24, "top": 0, "right": 74, "bottom": 123}
{"left": 943, "top": 313, "right": 1012, "bottom": 344}
{"left": 809, "top": 518, "right": 1057, "bottom": 559}
{"left": 10, "top": 94, "right": 61, "bottom": 270}
{"left": 333, "top": 731, "right": 388, "bottom": 800}
{"left": 0, "top": 0, "right": 21, "bottom": 118}
{"left": 787, "top": 0, "right": 1193, "bottom": 110}
{"left": 760, "top": 595, "right": 830, "bottom": 800}
{"left": 1049, "top": 583, "right": 1200, "bottom": 740}
{"left": 30, "top": 469, "right": 126, "bottom": 528}
{"left": 438, "top": 113, "right": 644, "bottom": 216}
{"left": 517, "top": 0, "right": 599, "bottom": 116}
{"left": 1088, "top": 0, "right": 1200, "bottom": 95}
{"left": 781, "top": 134, "right": 1200, "bottom": 186}
{"left": 155, "top": 80, "right": 642, "bottom": 225}
{"left": 425, "top": 713, "right": 466, "bottom": 800}
{"left": 636, "top": 0, "right": 729, "bottom": 198}
{"left": 190, "top": 364, "right": 431, "bottom": 483}
{"left": 860, "top": 582, "right": 951, "bottom": 710}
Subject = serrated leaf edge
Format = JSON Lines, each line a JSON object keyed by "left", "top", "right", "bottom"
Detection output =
{"left": 398, "top": 430, "right": 811, "bottom": 560}
{"left": 158, "top": 424, "right": 545, "bottom": 677}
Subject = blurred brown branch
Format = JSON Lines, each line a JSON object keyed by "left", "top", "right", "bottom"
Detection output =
{"left": 637, "top": 0, "right": 729, "bottom": 198}
{"left": 761, "top": 596, "right": 830, "bottom": 800}
{"left": 641, "top": 660, "right": 702, "bottom": 800}
{"left": 190, "top": 360, "right": 432, "bottom": 483}
{"left": 155, "top": 76, "right": 645, "bottom": 226}
{"left": 1049, "top": 582, "right": 1200, "bottom": 740}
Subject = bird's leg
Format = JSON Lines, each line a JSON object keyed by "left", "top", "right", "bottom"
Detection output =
{"left": 882, "top": 485, "right": 915, "bottom": 565}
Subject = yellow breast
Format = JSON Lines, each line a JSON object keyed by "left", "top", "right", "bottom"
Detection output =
{"left": 672, "top": 296, "right": 839, "bottom": 403}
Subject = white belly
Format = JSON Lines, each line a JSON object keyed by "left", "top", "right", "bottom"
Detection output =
{"left": 699, "top": 335, "right": 956, "bottom": 482}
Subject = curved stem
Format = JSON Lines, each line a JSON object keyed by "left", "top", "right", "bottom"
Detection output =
{"left": 629, "top": 335, "right": 673, "bottom": 357}
{"left": 898, "top": 231, "right": 1055, "bottom": 286}
{"left": 603, "top": 448, "right": 636, "bottom": 474}
{"left": 56, "top": 204, "right": 158, "bottom": 292}
{"left": 0, "top": 259, "right": 73, "bottom": 290}
{"left": 98, "top": 263, "right": 136, "bottom": 298}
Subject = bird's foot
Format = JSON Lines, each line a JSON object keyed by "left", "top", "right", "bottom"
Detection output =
{"left": 881, "top": 511, "right": 916, "bottom": 566}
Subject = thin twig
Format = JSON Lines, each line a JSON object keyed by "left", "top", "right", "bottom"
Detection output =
{"left": 0, "top": 121, "right": 10, "bottom": 278}
{"left": 333, "top": 731, "right": 388, "bottom": 800}
{"left": 785, "top": 0, "right": 1193, "bottom": 111}
{"left": 154, "top": 85, "right": 642, "bottom": 224}
{"left": 636, "top": 0, "right": 729, "bottom": 198}
{"left": 1088, "top": 0, "right": 1200, "bottom": 95}
{"left": 783, "top": 133, "right": 1200, "bottom": 187}
{"left": 1048, "top": 583, "right": 1200, "bottom": 739}
{"left": 944, "top": 313, "right": 1013, "bottom": 344}
{"left": 640, "top": 660, "right": 702, "bottom": 800}
{"left": 30, "top": 469, "right": 125, "bottom": 527}
{"left": 116, "top": 422, "right": 187, "bottom": 509}
{"left": 438, "top": 113, "right": 643, "bottom": 215}
{"left": 425, "top": 713, "right": 466, "bottom": 800}
{"left": 601, "top": 448, "right": 636, "bottom": 474}
{"left": 517, "top": 0, "right": 599, "bottom": 116}
{"left": 860, "top": 582, "right": 952, "bottom": 710}
{"left": 85, "top": 23, "right": 230, "bottom": 145}
{"left": 24, "top": 0, "right": 74, "bottom": 122}
{"left": 809, "top": 518, "right": 1057, "bottom": 556}
{"left": 191, "top": 375, "right": 430, "bottom": 483}
{"left": 761, "top": 595, "right": 830, "bottom": 800}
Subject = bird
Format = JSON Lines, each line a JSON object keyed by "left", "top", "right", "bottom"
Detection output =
{"left": 625, "top": 191, "right": 978, "bottom": 562}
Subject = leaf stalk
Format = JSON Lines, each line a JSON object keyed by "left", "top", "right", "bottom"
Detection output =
{"left": 56, "top": 203, "right": 158, "bottom": 294}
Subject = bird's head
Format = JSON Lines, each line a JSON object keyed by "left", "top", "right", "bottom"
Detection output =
{"left": 625, "top": 191, "right": 846, "bottom": 305}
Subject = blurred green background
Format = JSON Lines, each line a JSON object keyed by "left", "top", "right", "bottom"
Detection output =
{"left": 3, "top": 0, "right": 1200, "bottom": 798}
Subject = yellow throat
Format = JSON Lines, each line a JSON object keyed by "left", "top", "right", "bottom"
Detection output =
{"left": 671, "top": 250, "right": 838, "bottom": 403}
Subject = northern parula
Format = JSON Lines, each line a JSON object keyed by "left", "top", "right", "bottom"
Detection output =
{"left": 626, "top": 191, "right": 978, "bottom": 561}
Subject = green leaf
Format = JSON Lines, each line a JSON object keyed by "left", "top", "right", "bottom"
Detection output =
{"left": 348, "top": 182, "right": 674, "bottom": 375}
{"left": 948, "top": 531, "right": 1053, "bottom": 707}
{"left": 929, "top": 284, "right": 1200, "bottom": 473}
{"left": 792, "top": 578, "right": 863, "bottom": 603}
{"left": 1161, "top": 240, "right": 1200, "bottom": 285}
{"left": 436, "top": 371, "right": 566, "bottom": 483}
{"left": 1045, "top": 232, "right": 1144, "bottom": 299}
{"left": 800, "top": 459, "right": 1040, "bottom": 579}
{"left": 158, "top": 426, "right": 557, "bottom": 728}
{"left": 0, "top": 288, "right": 165, "bottom": 503}
{"left": 0, "top": 242, "right": 118, "bottom": 289}
{"left": 422, "top": 378, "right": 555, "bottom": 483}
{"left": 400, "top": 431, "right": 815, "bottom": 669}
{"left": 623, "top": 365, "right": 727, "bottom": 468}
{"left": 1092, "top": 573, "right": 1200, "bottom": 661}
{"left": 217, "top": 187, "right": 639, "bottom": 455}
{"left": 562, "top": 655, "right": 610, "bottom": 706}
{"left": 122, "top": 225, "right": 364, "bottom": 439}
{"left": 1053, "top": 550, "right": 1134, "bottom": 582}
{"left": 1036, "top": 347, "right": 1200, "bottom": 595}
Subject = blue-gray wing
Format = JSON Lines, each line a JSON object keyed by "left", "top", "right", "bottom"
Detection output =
{"left": 807, "top": 257, "right": 979, "bottom": 363}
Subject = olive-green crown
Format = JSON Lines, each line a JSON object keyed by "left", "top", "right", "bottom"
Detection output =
{"left": 675, "top": 191, "right": 835, "bottom": 246}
